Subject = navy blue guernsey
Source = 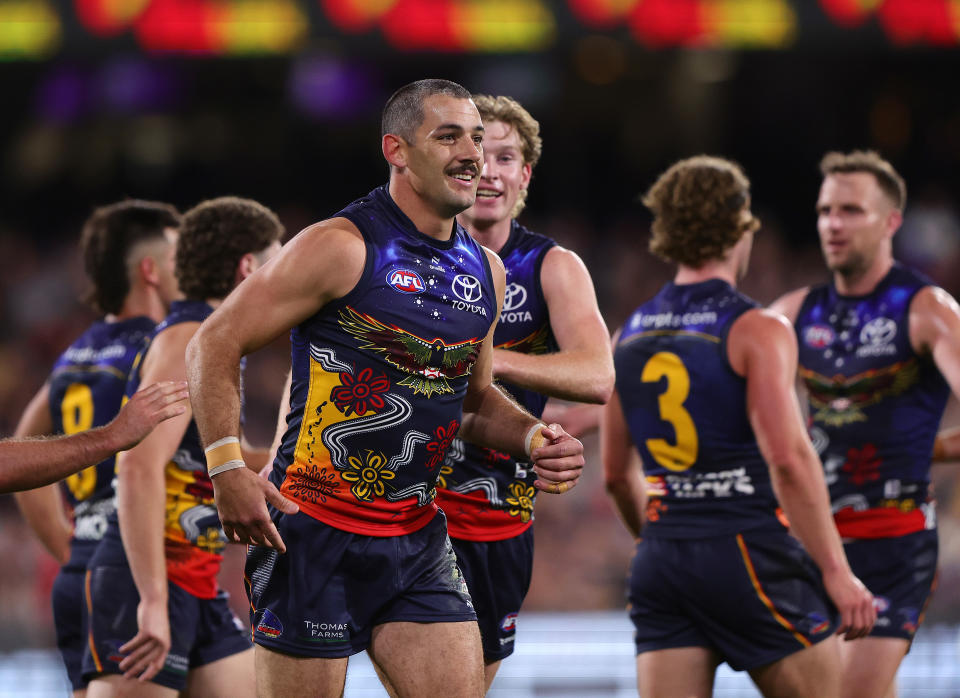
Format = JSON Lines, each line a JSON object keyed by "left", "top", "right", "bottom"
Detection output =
{"left": 272, "top": 185, "right": 497, "bottom": 536}
{"left": 795, "top": 263, "right": 949, "bottom": 539}
{"left": 614, "top": 280, "right": 783, "bottom": 538}
{"left": 48, "top": 316, "right": 155, "bottom": 571}
{"left": 92, "top": 301, "right": 227, "bottom": 599}
{"left": 436, "top": 221, "right": 558, "bottom": 541}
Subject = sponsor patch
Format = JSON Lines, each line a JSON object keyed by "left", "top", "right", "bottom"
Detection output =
{"left": 804, "top": 324, "right": 835, "bottom": 348}
{"left": 500, "top": 612, "right": 518, "bottom": 632}
{"left": 387, "top": 269, "right": 426, "bottom": 294}
{"left": 452, "top": 274, "right": 483, "bottom": 302}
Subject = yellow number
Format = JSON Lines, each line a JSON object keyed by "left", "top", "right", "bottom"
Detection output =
{"left": 641, "top": 352, "right": 698, "bottom": 472}
{"left": 62, "top": 383, "right": 97, "bottom": 500}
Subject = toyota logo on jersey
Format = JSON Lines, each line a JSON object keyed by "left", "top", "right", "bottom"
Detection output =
{"left": 387, "top": 269, "right": 425, "bottom": 294}
{"left": 502, "top": 283, "right": 527, "bottom": 311}
{"left": 452, "top": 274, "right": 483, "bottom": 302}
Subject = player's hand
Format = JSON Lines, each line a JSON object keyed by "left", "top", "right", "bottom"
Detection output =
{"left": 212, "top": 465, "right": 299, "bottom": 552}
{"left": 822, "top": 567, "right": 876, "bottom": 641}
{"left": 529, "top": 423, "right": 584, "bottom": 494}
{"left": 108, "top": 381, "right": 189, "bottom": 451}
{"left": 119, "top": 597, "right": 171, "bottom": 682}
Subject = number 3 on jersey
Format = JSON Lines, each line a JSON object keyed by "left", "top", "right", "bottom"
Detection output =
{"left": 62, "top": 383, "right": 97, "bottom": 500}
{"left": 642, "top": 352, "right": 698, "bottom": 471}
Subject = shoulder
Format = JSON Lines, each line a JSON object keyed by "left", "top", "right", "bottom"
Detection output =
{"left": 768, "top": 287, "right": 810, "bottom": 325}
{"left": 542, "top": 245, "right": 589, "bottom": 276}
{"left": 909, "top": 285, "right": 960, "bottom": 353}
{"left": 480, "top": 245, "right": 506, "bottom": 281}
{"left": 732, "top": 307, "right": 795, "bottom": 341}
{"left": 290, "top": 217, "right": 364, "bottom": 256}
{"left": 910, "top": 285, "right": 960, "bottom": 315}
{"left": 728, "top": 308, "right": 795, "bottom": 376}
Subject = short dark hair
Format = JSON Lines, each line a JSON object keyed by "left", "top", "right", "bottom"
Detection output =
{"left": 175, "top": 196, "right": 284, "bottom": 301}
{"left": 382, "top": 79, "right": 472, "bottom": 143}
{"left": 820, "top": 150, "right": 906, "bottom": 211}
{"left": 643, "top": 155, "right": 760, "bottom": 268}
{"left": 80, "top": 200, "right": 181, "bottom": 315}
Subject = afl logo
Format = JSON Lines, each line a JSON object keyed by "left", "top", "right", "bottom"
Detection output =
{"left": 500, "top": 613, "right": 518, "bottom": 631}
{"left": 502, "top": 283, "right": 527, "bottom": 311}
{"left": 387, "top": 269, "right": 425, "bottom": 294}
{"left": 860, "top": 317, "right": 897, "bottom": 346}
{"left": 803, "top": 324, "right": 835, "bottom": 349}
{"left": 452, "top": 274, "right": 483, "bottom": 302}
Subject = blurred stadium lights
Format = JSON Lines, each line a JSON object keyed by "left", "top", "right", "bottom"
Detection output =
{"left": 2, "top": 0, "right": 960, "bottom": 59}
{"left": 288, "top": 55, "right": 378, "bottom": 117}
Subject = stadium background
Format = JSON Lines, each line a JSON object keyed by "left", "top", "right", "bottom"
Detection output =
{"left": 1, "top": 1, "right": 960, "bottom": 694}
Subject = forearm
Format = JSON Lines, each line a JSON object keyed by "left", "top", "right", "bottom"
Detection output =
{"left": 493, "top": 348, "right": 614, "bottom": 404}
{"left": 605, "top": 469, "right": 646, "bottom": 538}
{"left": 185, "top": 328, "right": 245, "bottom": 447}
{"left": 14, "top": 486, "right": 72, "bottom": 564}
{"left": 768, "top": 447, "right": 849, "bottom": 576}
{"left": 459, "top": 383, "right": 540, "bottom": 458}
{"left": 117, "top": 456, "right": 168, "bottom": 604}
{"left": 933, "top": 427, "right": 960, "bottom": 462}
{"left": 0, "top": 427, "right": 121, "bottom": 494}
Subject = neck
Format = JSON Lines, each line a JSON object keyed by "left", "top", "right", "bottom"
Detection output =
{"left": 388, "top": 177, "right": 457, "bottom": 241}
{"left": 115, "top": 286, "right": 169, "bottom": 324}
{"left": 460, "top": 215, "right": 512, "bottom": 253}
{"left": 674, "top": 259, "right": 737, "bottom": 287}
{"left": 833, "top": 255, "right": 893, "bottom": 296}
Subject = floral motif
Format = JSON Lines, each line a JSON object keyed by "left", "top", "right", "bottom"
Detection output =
{"left": 342, "top": 449, "right": 395, "bottom": 502}
{"left": 287, "top": 463, "right": 341, "bottom": 504}
{"left": 842, "top": 444, "right": 882, "bottom": 486}
{"left": 436, "top": 464, "right": 454, "bottom": 489}
{"left": 425, "top": 420, "right": 460, "bottom": 470}
{"left": 646, "top": 498, "right": 667, "bottom": 523}
{"left": 330, "top": 367, "right": 390, "bottom": 416}
{"left": 505, "top": 482, "right": 535, "bottom": 522}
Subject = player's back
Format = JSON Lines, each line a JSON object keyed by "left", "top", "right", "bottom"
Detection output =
{"left": 614, "top": 279, "right": 781, "bottom": 538}
{"left": 48, "top": 316, "right": 155, "bottom": 569}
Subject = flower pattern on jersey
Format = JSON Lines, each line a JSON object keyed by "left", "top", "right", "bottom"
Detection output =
{"left": 287, "top": 463, "right": 341, "bottom": 505}
{"left": 342, "top": 449, "right": 394, "bottom": 502}
{"left": 425, "top": 420, "right": 459, "bottom": 470}
{"left": 505, "top": 482, "right": 535, "bottom": 522}
{"left": 842, "top": 443, "right": 882, "bottom": 486}
{"left": 330, "top": 367, "right": 390, "bottom": 416}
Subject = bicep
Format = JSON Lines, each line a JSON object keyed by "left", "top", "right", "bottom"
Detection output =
{"left": 15, "top": 384, "right": 53, "bottom": 437}
{"left": 542, "top": 248, "right": 610, "bottom": 352}
{"left": 914, "top": 288, "right": 960, "bottom": 397}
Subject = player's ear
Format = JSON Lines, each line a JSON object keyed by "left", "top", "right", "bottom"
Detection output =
{"left": 886, "top": 208, "right": 903, "bottom": 239}
{"left": 236, "top": 252, "right": 256, "bottom": 284}
{"left": 383, "top": 133, "right": 407, "bottom": 170}
{"left": 519, "top": 162, "right": 532, "bottom": 191}
{"left": 138, "top": 254, "right": 160, "bottom": 286}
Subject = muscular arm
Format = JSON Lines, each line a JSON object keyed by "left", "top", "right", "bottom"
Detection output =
{"left": 911, "top": 287, "right": 960, "bottom": 462}
{"left": 601, "top": 384, "right": 647, "bottom": 538}
{"left": 729, "top": 308, "right": 874, "bottom": 639}
{"left": 459, "top": 249, "right": 585, "bottom": 493}
{"left": 185, "top": 221, "right": 364, "bottom": 548}
{"left": 492, "top": 247, "right": 614, "bottom": 404}
{"left": 12, "top": 384, "right": 72, "bottom": 564}
{"left": 115, "top": 327, "right": 195, "bottom": 681}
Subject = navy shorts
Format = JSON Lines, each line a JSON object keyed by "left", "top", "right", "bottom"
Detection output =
{"left": 844, "top": 529, "right": 937, "bottom": 641}
{"left": 628, "top": 530, "right": 837, "bottom": 671}
{"left": 451, "top": 528, "right": 534, "bottom": 662}
{"left": 52, "top": 568, "right": 87, "bottom": 691}
{"left": 245, "top": 510, "right": 476, "bottom": 658}
{"left": 82, "top": 564, "right": 251, "bottom": 690}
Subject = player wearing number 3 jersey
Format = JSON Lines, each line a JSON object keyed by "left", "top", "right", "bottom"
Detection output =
{"left": 601, "top": 156, "right": 875, "bottom": 698}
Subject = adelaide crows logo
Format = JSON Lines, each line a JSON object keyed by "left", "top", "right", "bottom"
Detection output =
{"left": 800, "top": 358, "right": 919, "bottom": 427}
{"left": 339, "top": 307, "right": 482, "bottom": 397}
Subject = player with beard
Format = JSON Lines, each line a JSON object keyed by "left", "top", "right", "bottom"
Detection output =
{"left": 434, "top": 94, "right": 613, "bottom": 690}
{"left": 771, "top": 151, "right": 960, "bottom": 698}
{"left": 184, "top": 79, "right": 586, "bottom": 698}
{"left": 604, "top": 156, "right": 874, "bottom": 697}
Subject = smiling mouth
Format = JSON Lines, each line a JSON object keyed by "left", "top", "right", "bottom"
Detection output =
{"left": 476, "top": 188, "right": 502, "bottom": 199}
{"left": 448, "top": 170, "right": 477, "bottom": 185}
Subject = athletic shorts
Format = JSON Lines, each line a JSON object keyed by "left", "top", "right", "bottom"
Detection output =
{"left": 628, "top": 530, "right": 837, "bottom": 671}
{"left": 52, "top": 568, "right": 87, "bottom": 691}
{"left": 245, "top": 510, "right": 476, "bottom": 658}
{"left": 451, "top": 528, "right": 534, "bottom": 662}
{"left": 82, "top": 564, "right": 251, "bottom": 690}
{"left": 844, "top": 528, "right": 938, "bottom": 642}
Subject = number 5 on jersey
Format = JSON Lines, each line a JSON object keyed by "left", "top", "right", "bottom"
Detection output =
{"left": 642, "top": 352, "right": 698, "bottom": 471}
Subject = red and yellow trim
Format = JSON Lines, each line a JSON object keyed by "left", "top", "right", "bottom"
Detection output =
{"left": 84, "top": 570, "right": 104, "bottom": 673}
{"left": 736, "top": 534, "right": 811, "bottom": 648}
